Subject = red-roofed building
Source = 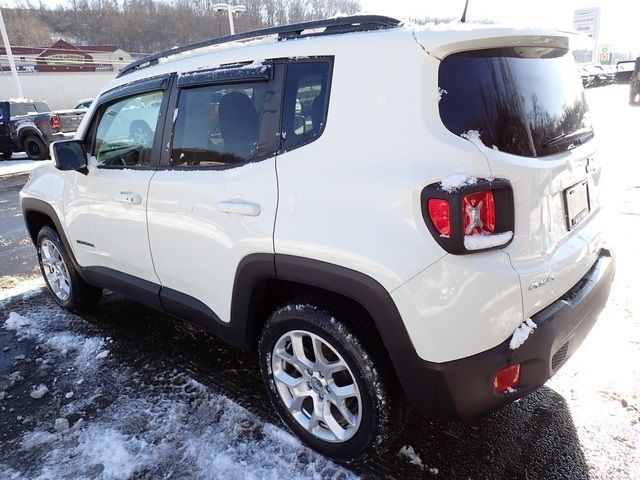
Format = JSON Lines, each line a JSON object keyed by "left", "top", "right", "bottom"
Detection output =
{"left": 0, "top": 39, "right": 132, "bottom": 73}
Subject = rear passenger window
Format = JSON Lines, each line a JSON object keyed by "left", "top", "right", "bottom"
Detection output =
{"left": 281, "top": 61, "right": 331, "bottom": 150}
{"left": 171, "top": 80, "right": 277, "bottom": 167}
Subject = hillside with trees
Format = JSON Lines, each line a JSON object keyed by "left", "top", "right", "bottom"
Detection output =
{"left": 2, "top": 0, "right": 361, "bottom": 55}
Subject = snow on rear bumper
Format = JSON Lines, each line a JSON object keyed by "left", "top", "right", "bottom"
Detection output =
{"left": 399, "top": 248, "right": 614, "bottom": 420}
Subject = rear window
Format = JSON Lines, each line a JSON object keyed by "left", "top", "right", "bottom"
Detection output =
{"left": 439, "top": 47, "right": 592, "bottom": 157}
{"left": 10, "top": 101, "right": 51, "bottom": 116}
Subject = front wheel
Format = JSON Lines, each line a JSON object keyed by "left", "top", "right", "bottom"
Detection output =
{"left": 259, "top": 302, "right": 406, "bottom": 461}
{"left": 37, "top": 226, "right": 102, "bottom": 313}
{"left": 22, "top": 135, "right": 49, "bottom": 160}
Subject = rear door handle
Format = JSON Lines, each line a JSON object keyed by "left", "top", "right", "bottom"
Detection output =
{"left": 117, "top": 191, "right": 142, "bottom": 205}
{"left": 216, "top": 200, "right": 261, "bottom": 217}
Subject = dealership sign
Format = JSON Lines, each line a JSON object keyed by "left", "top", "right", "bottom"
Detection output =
{"left": 573, "top": 7, "right": 601, "bottom": 40}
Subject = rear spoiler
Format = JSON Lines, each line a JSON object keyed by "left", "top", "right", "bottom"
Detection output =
{"left": 413, "top": 24, "right": 573, "bottom": 59}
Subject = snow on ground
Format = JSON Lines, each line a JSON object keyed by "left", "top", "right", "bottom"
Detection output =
{"left": 0, "top": 304, "right": 356, "bottom": 480}
{"left": 0, "top": 156, "right": 49, "bottom": 178}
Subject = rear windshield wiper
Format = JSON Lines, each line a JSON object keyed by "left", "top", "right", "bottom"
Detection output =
{"left": 542, "top": 127, "right": 594, "bottom": 149}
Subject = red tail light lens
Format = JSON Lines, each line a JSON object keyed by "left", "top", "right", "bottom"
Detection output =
{"left": 50, "top": 114, "right": 61, "bottom": 129}
{"left": 493, "top": 363, "right": 521, "bottom": 392}
{"left": 428, "top": 198, "right": 450, "bottom": 237}
{"left": 463, "top": 190, "right": 495, "bottom": 235}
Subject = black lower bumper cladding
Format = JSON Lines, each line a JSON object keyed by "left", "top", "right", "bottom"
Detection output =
{"left": 404, "top": 249, "right": 615, "bottom": 420}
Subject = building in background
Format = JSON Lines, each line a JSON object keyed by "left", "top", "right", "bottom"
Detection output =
{"left": 0, "top": 39, "right": 132, "bottom": 73}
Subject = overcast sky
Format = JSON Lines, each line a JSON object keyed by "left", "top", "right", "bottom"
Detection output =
{"left": 1, "top": 0, "right": 638, "bottom": 53}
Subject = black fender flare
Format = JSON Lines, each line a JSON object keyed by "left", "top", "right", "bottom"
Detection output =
{"left": 21, "top": 197, "right": 88, "bottom": 282}
{"left": 231, "top": 253, "right": 424, "bottom": 406}
{"left": 17, "top": 123, "right": 46, "bottom": 146}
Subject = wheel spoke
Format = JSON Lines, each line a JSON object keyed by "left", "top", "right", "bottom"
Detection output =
{"left": 290, "top": 332, "right": 313, "bottom": 368}
{"left": 330, "top": 382, "right": 357, "bottom": 400}
{"left": 273, "top": 369, "right": 304, "bottom": 388}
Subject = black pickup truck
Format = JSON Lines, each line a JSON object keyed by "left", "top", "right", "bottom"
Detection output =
{"left": 0, "top": 100, "right": 85, "bottom": 160}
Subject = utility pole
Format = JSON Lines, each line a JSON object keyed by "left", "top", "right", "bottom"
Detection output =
{"left": 0, "top": 6, "right": 24, "bottom": 98}
{"left": 213, "top": 4, "right": 246, "bottom": 35}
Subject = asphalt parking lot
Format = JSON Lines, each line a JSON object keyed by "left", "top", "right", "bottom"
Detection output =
{"left": 0, "top": 85, "right": 638, "bottom": 479}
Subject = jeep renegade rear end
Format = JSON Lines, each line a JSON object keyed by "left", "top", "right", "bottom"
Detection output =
{"left": 20, "top": 17, "right": 614, "bottom": 460}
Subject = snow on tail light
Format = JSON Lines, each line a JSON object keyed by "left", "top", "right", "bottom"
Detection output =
{"left": 50, "top": 114, "right": 61, "bottom": 129}
{"left": 493, "top": 364, "right": 521, "bottom": 392}
{"left": 463, "top": 190, "right": 495, "bottom": 235}
{"left": 427, "top": 198, "right": 450, "bottom": 237}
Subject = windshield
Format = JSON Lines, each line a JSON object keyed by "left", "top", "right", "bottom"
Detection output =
{"left": 10, "top": 101, "right": 52, "bottom": 116}
{"left": 439, "top": 47, "right": 592, "bottom": 157}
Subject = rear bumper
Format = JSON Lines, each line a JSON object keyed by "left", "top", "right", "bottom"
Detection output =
{"left": 403, "top": 248, "right": 615, "bottom": 420}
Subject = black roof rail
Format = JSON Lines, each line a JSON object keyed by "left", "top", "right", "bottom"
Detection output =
{"left": 118, "top": 15, "right": 401, "bottom": 78}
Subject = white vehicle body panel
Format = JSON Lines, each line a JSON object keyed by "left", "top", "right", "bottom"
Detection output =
{"left": 146, "top": 161, "right": 277, "bottom": 323}
{"left": 63, "top": 161, "right": 158, "bottom": 283}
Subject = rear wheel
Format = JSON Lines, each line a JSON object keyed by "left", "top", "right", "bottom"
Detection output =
{"left": 23, "top": 135, "right": 48, "bottom": 160}
{"left": 37, "top": 226, "right": 102, "bottom": 313}
{"left": 258, "top": 302, "right": 406, "bottom": 461}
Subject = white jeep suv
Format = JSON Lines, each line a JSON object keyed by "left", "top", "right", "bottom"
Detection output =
{"left": 20, "top": 16, "right": 615, "bottom": 460}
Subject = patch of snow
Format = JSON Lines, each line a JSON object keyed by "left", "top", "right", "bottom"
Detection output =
{"left": 399, "top": 445, "right": 425, "bottom": 469}
{"left": 4, "top": 312, "right": 31, "bottom": 331}
{"left": 172, "top": 107, "right": 179, "bottom": 123}
{"left": 0, "top": 159, "right": 50, "bottom": 178}
{"left": 21, "top": 431, "right": 57, "bottom": 448}
{"left": 440, "top": 174, "right": 478, "bottom": 193}
{"left": 30, "top": 384, "right": 49, "bottom": 399}
{"left": 0, "top": 279, "right": 44, "bottom": 306}
{"left": 509, "top": 318, "right": 537, "bottom": 350}
{"left": 460, "top": 129, "right": 486, "bottom": 149}
{"left": 437, "top": 87, "right": 447, "bottom": 102}
{"left": 464, "top": 231, "right": 513, "bottom": 251}
{"left": 54, "top": 418, "right": 70, "bottom": 432}
{"left": 505, "top": 387, "right": 517, "bottom": 394}
{"left": 65, "top": 391, "right": 74, "bottom": 399}
{"left": 95, "top": 350, "right": 110, "bottom": 360}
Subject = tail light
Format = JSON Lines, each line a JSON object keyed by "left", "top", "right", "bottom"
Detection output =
{"left": 421, "top": 178, "right": 514, "bottom": 254}
{"left": 463, "top": 191, "right": 495, "bottom": 235}
{"left": 427, "top": 199, "right": 450, "bottom": 237}
{"left": 50, "top": 114, "right": 61, "bottom": 129}
{"left": 493, "top": 363, "right": 521, "bottom": 392}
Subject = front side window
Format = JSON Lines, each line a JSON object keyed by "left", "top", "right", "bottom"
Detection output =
{"left": 92, "top": 90, "right": 164, "bottom": 167}
{"left": 171, "top": 80, "right": 277, "bottom": 167}
{"left": 281, "top": 61, "right": 331, "bottom": 150}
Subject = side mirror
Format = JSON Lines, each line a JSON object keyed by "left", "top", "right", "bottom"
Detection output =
{"left": 51, "top": 140, "right": 88, "bottom": 174}
{"left": 0, "top": 101, "right": 9, "bottom": 123}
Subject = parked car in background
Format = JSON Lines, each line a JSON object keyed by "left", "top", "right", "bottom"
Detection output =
{"left": 629, "top": 58, "right": 640, "bottom": 104}
{"left": 0, "top": 99, "right": 85, "bottom": 160}
{"left": 74, "top": 98, "right": 94, "bottom": 110}
{"left": 581, "top": 64, "right": 614, "bottom": 87}
{"left": 615, "top": 60, "right": 635, "bottom": 84}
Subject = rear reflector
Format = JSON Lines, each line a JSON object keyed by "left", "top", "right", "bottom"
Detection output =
{"left": 427, "top": 198, "right": 450, "bottom": 237}
{"left": 493, "top": 364, "right": 520, "bottom": 392}
{"left": 463, "top": 190, "right": 495, "bottom": 235}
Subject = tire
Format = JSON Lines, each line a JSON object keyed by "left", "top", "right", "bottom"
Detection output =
{"left": 0, "top": 150, "right": 11, "bottom": 160}
{"left": 22, "top": 135, "right": 49, "bottom": 160}
{"left": 258, "top": 302, "right": 407, "bottom": 461}
{"left": 36, "top": 226, "right": 102, "bottom": 313}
